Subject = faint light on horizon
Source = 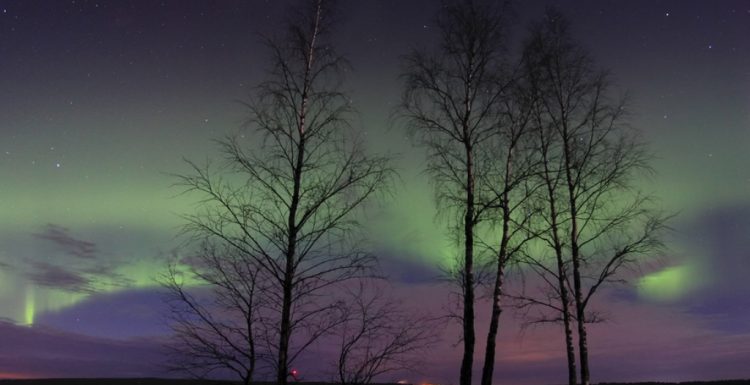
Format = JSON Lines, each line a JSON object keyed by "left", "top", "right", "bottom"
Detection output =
{"left": 0, "top": 371, "right": 34, "bottom": 380}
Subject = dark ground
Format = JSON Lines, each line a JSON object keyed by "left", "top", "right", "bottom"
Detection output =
{"left": 0, "top": 381, "right": 410, "bottom": 385}
{"left": 596, "top": 381, "right": 750, "bottom": 385}
{"left": 0, "top": 380, "right": 748, "bottom": 385}
{"left": 0, "top": 381, "right": 232, "bottom": 385}
{"left": 0, "top": 380, "right": 235, "bottom": 385}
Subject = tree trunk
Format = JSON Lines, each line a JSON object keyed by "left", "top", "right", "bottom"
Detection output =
{"left": 571, "top": 234, "right": 589, "bottom": 385}
{"left": 277, "top": 267, "right": 294, "bottom": 385}
{"left": 276, "top": 2, "right": 321, "bottom": 381}
{"left": 570, "top": 230, "right": 589, "bottom": 385}
{"left": 460, "top": 141, "right": 476, "bottom": 385}
{"left": 577, "top": 306, "right": 590, "bottom": 385}
{"left": 481, "top": 180, "right": 511, "bottom": 385}
{"left": 480, "top": 235, "right": 507, "bottom": 385}
{"left": 570, "top": 223, "right": 589, "bottom": 385}
{"left": 561, "top": 285, "right": 577, "bottom": 385}
{"left": 554, "top": 225, "right": 577, "bottom": 385}
{"left": 278, "top": 219, "right": 297, "bottom": 385}
{"left": 541, "top": 140, "right": 577, "bottom": 385}
{"left": 246, "top": 315, "right": 255, "bottom": 385}
{"left": 278, "top": 79, "right": 307, "bottom": 385}
{"left": 458, "top": 44, "right": 478, "bottom": 385}
{"left": 570, "top": 216, "right": 589, "bottom": 385}
{"left": 563, "top": 129, "right": 589, "bottom": 385}
{"left": 549, "top": 215, "right": 577, "bottom": 385}
{"left": 553, "top": 223, "right": 577, "bottom": 385}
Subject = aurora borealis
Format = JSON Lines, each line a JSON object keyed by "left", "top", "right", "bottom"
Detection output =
{"left": 0, "top": 0, "right": 749, "bottom": 383}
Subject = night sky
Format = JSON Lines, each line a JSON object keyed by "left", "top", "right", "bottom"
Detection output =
{"left": 0, "top": 0, "right": 749, "bottom": 383}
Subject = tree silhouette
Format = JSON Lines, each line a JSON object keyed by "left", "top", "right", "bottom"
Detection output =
{"left": 478, "top": 66, "right": 541, "bottom": 385}
{"left": 516, "top": 8, "right": 668, "bottom": 385}
{"left": 169, "top": 0, "right": 393, "bottom": 384}
{"left": 334, "top": 281, "right": 438, "bottom": 385}
{"left": 399, "top": 1, "right": 515, "bottom": 385}
{"left": 161, "top": 243, "right": 264, "bottom": 384}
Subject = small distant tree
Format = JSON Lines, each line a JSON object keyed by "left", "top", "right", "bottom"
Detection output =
{"left": 517, "top": 8, "right": 667, "bottom": 385}
{"left": 161, "top": 243, "right": 264, "bottom": 384}
{"left": 169, "top": 0, "right": 393, "bottom": 384}
{"left": 334, "top": 281, "right": 438, "bottom": 385}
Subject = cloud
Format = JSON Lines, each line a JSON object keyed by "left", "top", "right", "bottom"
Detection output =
{"left": 377, "top": 282, "right": 750, "bottom": 384}
{"left": 33, "top": 224, "right": 98, "bottom": 260}
{"left": 0, "top": 321, "right": 169, "bottom": 378}
{"left": 586, "top": 298, "right": 750, "bottom": 383}
{"left": 20, "top": 276, "right": 750, "bottom": 384}
{"left": 26, "top": 261, "right": 93, "bottom": 293}
{"left": 688, "top": 205, "right": 750, "bottom": 291}
{"left": 376, "top": 251, "right": 442, "bottom": 284}
{"left": 25, "top": 224, "right": 133, "bottom": 293}
{"left": 664, "top": 205, "right": 750, "bottom": 332}
{"left": 35, "top": 288, "right": 171, "bottom": 339}
{"left": 630, "top": 204, "right": 750, "bottom": 333}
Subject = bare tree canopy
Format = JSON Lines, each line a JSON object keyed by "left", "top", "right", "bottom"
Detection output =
{"left": 334, "top": 281, "right": 438, "bottom": 385}
{"left": 167, "top": 0, "right": 394, "bottom": 384}
{"left": 399, "top": 1, "right": 520, "bottom": 385}
{"left": 164, "top": 3, "right": 667, "bottom": 385}
{"left": 513, "top": 8, "right": 668, "bottom": 385}
{"left": 161, "top": 244, "right": 263, "bottom": 384}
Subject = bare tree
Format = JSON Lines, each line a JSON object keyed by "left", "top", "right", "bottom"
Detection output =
{"left": 478, "top": 77, "right": 541, "bottom": 385}
{"left": 399, "top": 2, "right": 511, "bottom": 385}
{"left": 516, "top": 8, "right": 668, "bottom": 385}
{"left": 334, "top": 281, "right": 438, "bottom": 385}
{"left": 161, "top": 243, "right": 265, "bottom": 384}
{"left": 172, "top": 1, "right": 393, "bottom": 384}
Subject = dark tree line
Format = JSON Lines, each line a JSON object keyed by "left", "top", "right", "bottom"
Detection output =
{"left": 165, "top": 1, "right": 667, "bottom": 385}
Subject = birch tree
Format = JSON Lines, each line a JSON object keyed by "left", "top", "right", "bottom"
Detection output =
{"left": 518, "top": 9, "right": 667, "bottom": 385}
{"left": 400, "top": 2, "right": 513, "bottom": 385}
{"left": 172, "top": 1, "right": 393, "bottom": 384}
